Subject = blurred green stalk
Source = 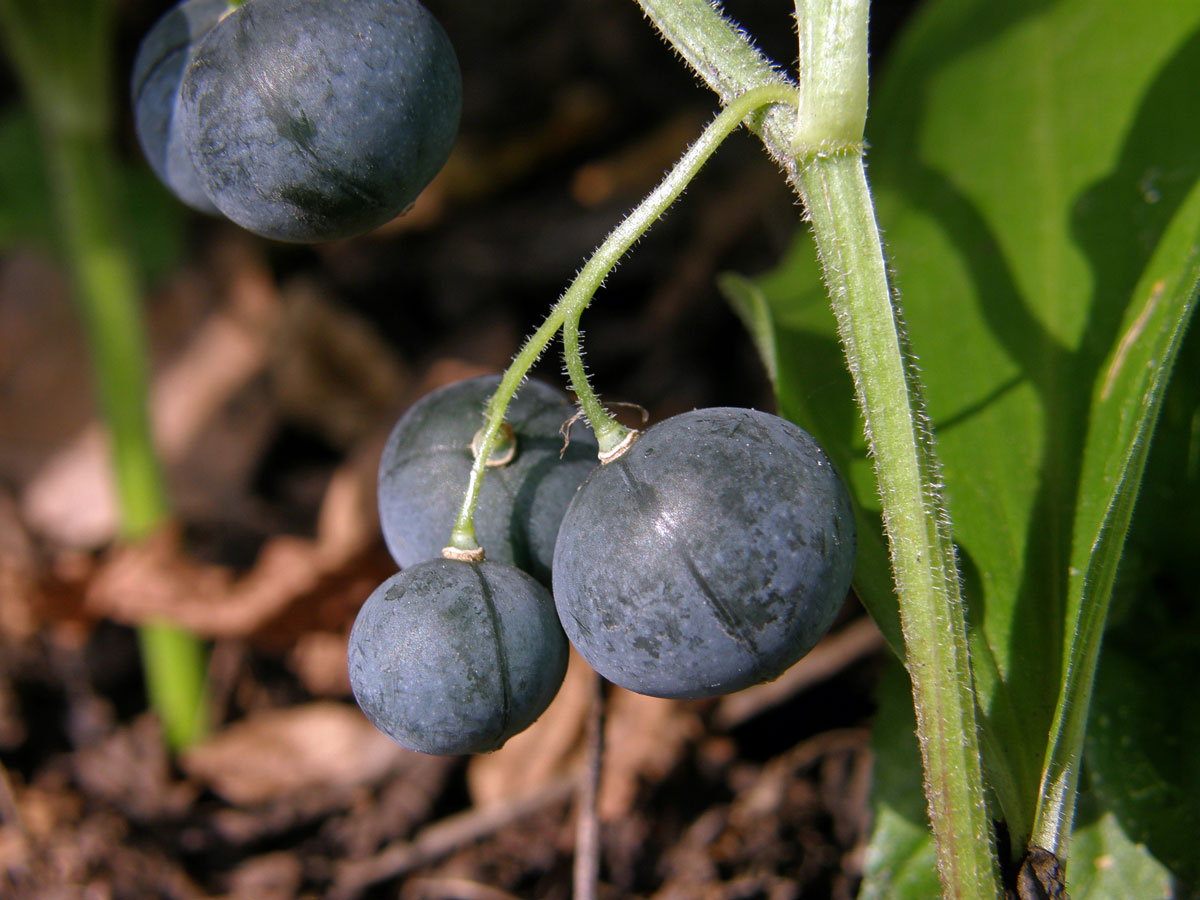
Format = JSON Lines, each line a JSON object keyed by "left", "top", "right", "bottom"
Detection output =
{"left": 1, "top": 0, "right": 209, "bottom": 749}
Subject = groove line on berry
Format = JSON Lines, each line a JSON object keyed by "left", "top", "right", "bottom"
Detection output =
{"left": 612, "top": 458, "right": 763, "bottom": 662}
{"left": 473, "top": 564, "right": 513, "bottom": 730}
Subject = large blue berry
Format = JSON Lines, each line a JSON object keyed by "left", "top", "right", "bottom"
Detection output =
{"left": 552, "top": 407, "right": 856, "bottom": 700}
{"left": 178, "top": 0, "right": 461, "bottom": 242}
{"left": 131, "top": 0, "right": 231, "bottom": 214}
{"left": 347, "top": 559, "right": 568, "bottom": 755}
{"left": 378, "top": 375, "right": 598, "bottom": 583}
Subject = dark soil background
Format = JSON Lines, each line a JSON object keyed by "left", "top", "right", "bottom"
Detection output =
{"left": 0, "top": 2, "right": 920, "bottom": 897}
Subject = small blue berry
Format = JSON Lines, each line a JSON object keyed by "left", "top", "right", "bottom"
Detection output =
{"left": 348, "top": 559, "right": 568, "bottom": 755}
{"left": 553, "top": 407, "right": 856, "bottom": 699}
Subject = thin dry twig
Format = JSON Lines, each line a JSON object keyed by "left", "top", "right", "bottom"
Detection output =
{"left": 331, "top": 775, "right": 577, "bottom": 900}
{"left": 573, "top": 671, "right": 606, "bottom": 900}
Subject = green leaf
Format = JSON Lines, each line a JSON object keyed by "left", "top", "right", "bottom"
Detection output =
{"left": 0, "top": 0, "right": 113, "bottom": 131}
{"left": 1035, "top": 171, "right": 1200, "bottom": 856}
{"left": 0, "top": 105, "right": 184, "bottom": 283}
{"left": 861, "top": 662, "right": 1177, "bottom": 900}
{"left": 1084, "top": 384, "right": 1200, "bottom": 887}
{"left": 1067, "top": 808, "right": 1174, "bottom": 900}
{"left": 1031, "top": 20, "right": 1200, "bottom": 859}
{"left": 1111, "top": 318, "right": 1200, "bottom": 602}
{"left": 1093, "top": 320, "right": 1200, "bottom": 892}
{"left": 0, "top": 106, "right": 55, "bottom": 249}
{"left": 859, "top": 662, "right": 941, "bottom": 900}
{"left": 718, "top": 272, "right": 779, "bottom": 385}
{"left": 750, "top": 0, "right": 1200, "bottom": 885}
{"left": 1085, "top": 643, "right": 1200, "bottom": 890}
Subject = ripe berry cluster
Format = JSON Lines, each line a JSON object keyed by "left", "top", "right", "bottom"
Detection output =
{"left": 132, "top": 0, "right": 461, "bottom": 242}
{"left": 352, "top": 376, "right": 857, "bottom": 755}
{"left": 130, "top": 6, "right": 857, "bottom": 757}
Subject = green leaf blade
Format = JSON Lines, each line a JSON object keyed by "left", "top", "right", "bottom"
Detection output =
{"left": 750, "top": 0, "right": 1200, "bottom": 888}
{"left": 1037, "top": 179, "right": 1200, "bottom": 856}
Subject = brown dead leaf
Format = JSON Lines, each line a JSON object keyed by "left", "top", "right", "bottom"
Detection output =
{"left": 85, "top": 424, "right": 392, "bottom": 641}
{"left": 85, "top": 524, "right": 388, "bottom": 642}
{"left": 330, "top": 776, "right": 577, "bottom": 900}
{"left": 466, "top": 648, "right": 593, "bottom": 809}
{"left": 599, "top": 687, "right": 704, "bottom": 819}
{"left": 324, "top": 749, "right": 458, "bottom": 859}
{"left": 368, "top": 84, "right": 618, "bottom": 239}
{"left": 315, "top": 430, "right": 388, "bottom": 565}
{"left": 271, "top": 279, "right": 410, "bottom": 449}
{"left": 181, "top": 701, "right": 406, "bottom": 807}
{"left": 571, "top": 110, "right": 707, "bottom": 208}
{"left": 0, "top": 489, "right": 36, "bottom": 644}
{"left": 402, "top": 876, "right": 526, "bottom": 900}
{"left": 0, "top": 823, "right": 31, "bottom": 888}
{"left": 0, "top": 251, "right": 92, "bottom": 478}
{"left": 652, "top": 806, "right": 725, "bottom": 899}
{"left": 221, "top": 851, "right": 303, "bottom": 900}
{"left": 385, "top": 83, "right": 614, "bottom": 217}
{"left": 85, "top": 527, "right": 312, "bottom": 637}
{"left": 19, "top": 427, "right": 118, "bottom": 549}
{"left": 153, "top": 259, "right": 280, "bottom": 461}
{"left": 19, "top": 243, "right": 280, "bottom": 549}
{"left": 288, "top": 630, "right": 353, "bottom": 698}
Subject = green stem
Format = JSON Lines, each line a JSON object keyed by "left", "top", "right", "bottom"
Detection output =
{"left": 49, "top": 121, "right": 210, "bottom": 754}
{"left": 793, "top": 3, "right": 997, "bottom": 890}
{"left": 47, "top": 132, "right": 168, "bottom": 535}
{"left": 560, "top": 316, "right": 620, "bottom": 455}
{"left": 1, "top": 0, "right": 210, "bottom": 750}
{"left": 636, "top": 1, "right": 1001, "bottom": 897}
{"left": 446, "top": 83, "right": 796, "bottom": 555}
{"left": 799, "top": 155, "right": 998, "bottom": 900}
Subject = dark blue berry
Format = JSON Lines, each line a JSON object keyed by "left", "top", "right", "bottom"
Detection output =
{"left": 347, "top": 558, "right": 568, "bottom": 755}
{"left": 131, "top": 0, "right": 231, "bottom": 213}
{"left": 552, "top": 407, "right": 856, "bottom": 700}
{"left": 378, "top": 375, "right": 598, "bottom": 583}
{"left": 178, "top": 0, "right": 461, "bottom": 242}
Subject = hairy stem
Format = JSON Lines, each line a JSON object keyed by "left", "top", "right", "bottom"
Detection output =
{"left": 794, "top": 5, "right": 997, "bottom": 894}
{"left": 446, "top": 83, "right": 796, "bottom": 555}
{"left": 799, "top": 154, "right": 998, "bottom": 900}
{"left": 636, "top": 0, "right": 1001, "bottom": 896}
{"left": 633, "top": 0, "right": 799, "bottom": 174}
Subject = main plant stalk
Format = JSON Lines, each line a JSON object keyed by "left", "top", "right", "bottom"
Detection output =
{"left": 635, "top": 0, "right": 1001, "bottom": 896}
